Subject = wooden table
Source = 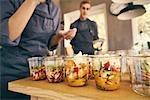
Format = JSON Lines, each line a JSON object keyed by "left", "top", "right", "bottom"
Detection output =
{"left": 8, "top": 76, "right": 149, "bottom": 100}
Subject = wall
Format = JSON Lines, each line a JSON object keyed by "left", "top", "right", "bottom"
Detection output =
{"left": 60, "top": 0, "right": 133, "bottom": 51}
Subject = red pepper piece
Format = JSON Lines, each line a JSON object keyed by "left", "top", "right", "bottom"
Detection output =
{"left": 74, "top": 67, "right": 79, "bottom": 73}
{"left": 104, "top": 61, "right": 110, "bottom": 69}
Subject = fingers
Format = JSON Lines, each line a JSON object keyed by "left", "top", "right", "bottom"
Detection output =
{"left": 58, "top": 30, "right": 65, "bottom": 37}
{"left": 64, "top": 28, "right": 77, "bottom": 40}
{"left": 57, "top": 28, "right": 77, "bottom": 40}
{"left": 64, "top": 31, "right": 74, "bottom": 40}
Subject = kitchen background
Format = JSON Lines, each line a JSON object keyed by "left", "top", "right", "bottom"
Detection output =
{"left": 1, "top": 0, "right": 149, "bottom": 55}
{"left": 53, "top": 0, "right": 150, "bottom": 55}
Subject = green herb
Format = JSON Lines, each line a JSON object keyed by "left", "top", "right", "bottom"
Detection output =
{"left": 96, "top": 85, "right": 105, "bottom": 90}
{"left": 100, "top": 61, "right": 102, "bottom": 67}
{"left": 75, "top": 78, "right": 79, "bottom": 80}
{"left": 99, "top": 61, "right": 102, "bottom": 70}
{"left": 34, "top": 66, "right": 40, "bottom": 69}
{"left": 57, "top": 65, "right": 62, "bottom": 68}
{"left": 49, "top": 65, "right": 56, "bottom": 71}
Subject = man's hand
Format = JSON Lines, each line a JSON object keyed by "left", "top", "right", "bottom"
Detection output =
{"left": 50, "top": 28, "right": 77, "bottom": 47}
{"left": 58, "top": 28, "right": 77, "bottom": 40}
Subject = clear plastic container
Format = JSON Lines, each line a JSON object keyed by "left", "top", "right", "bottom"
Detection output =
{"left": 127, "top": 56, "right": 150, "bottom": 96}
{"left": 43, "top": 57, "right": 64, "bottom": 83}
{"left": 92, "top": 55, "right": 121, "bottom": 90}
{"left": 28, "top": 57, "right": 46, "bottom": 81}
{"left": 64, "top": 56, "right": 89, "bottom": 87}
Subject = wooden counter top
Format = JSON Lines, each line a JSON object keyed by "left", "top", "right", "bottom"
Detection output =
{"left": 8, "top": 76, "right": 149, "bottom": 100}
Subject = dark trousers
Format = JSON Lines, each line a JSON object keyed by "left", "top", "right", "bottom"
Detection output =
{"left": 1, "top": 76, "right": 30, "bottom": 100}
{"left": 0, "top": 49, "right": 30, "bottom": 100}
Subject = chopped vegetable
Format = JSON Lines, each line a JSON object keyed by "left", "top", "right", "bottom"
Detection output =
{"left": 64, "top": 60, "right": 88, "bottom": 87}
{"left": 31, "top": 65, "right": 46, "bottom": 81}
{"left": 93, "top": 61, "right": 120, "bottom": 90}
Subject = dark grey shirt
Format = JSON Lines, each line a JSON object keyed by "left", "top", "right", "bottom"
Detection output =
{"left": 70, "top": 18, "right": 99, "bottom": 55}
{"left": 0, "top": 0, "right": 61, "bottom": 99}
{"left": 0, "top": 0, "right": 61, "bottom": 56}
{"left": 0, "top": 0, "right": 61, "bottom": 80}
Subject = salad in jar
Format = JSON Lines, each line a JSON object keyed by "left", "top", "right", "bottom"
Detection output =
{"left": 44, "top": 56, "right": 64, "bottom": 83}
{"left": 31, "top": 65, "right": 46, "bottom": 81}
{"left": 92, "top": 56, "right": 121, "bottom": 90}
{"left": 46, "top": 65, "right": 64, "bottom": 83}
{"left": 28, "top": 57, "right": 46, "bottom": 81}
{"left": 64, "top": 56, "right": 89, "bottom": 87}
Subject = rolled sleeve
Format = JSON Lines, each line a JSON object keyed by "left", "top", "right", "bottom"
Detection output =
{"left": 0, "top": 19, "right": 21, "bottom": 46}
{"left": 48, "top": 34, "right": 58, "bottom": 51}
{"left": 0, "top": 0, "right": 22, "bottom": 46}
{"left": 70, "top": 23, "right": 74, "bottom": 29}
{"left": 48, "top": 6, "right": 61, "bottom": 51}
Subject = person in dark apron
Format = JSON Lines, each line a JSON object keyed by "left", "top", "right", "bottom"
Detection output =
{"left": 0, "top": 0, "right": 76, "bottom": 100}
{"left": 70, "top": 0, "right": 99, "bottom": 55}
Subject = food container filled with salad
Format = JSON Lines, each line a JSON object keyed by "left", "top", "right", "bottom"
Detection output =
{"left": 28, "top": 57, "right": 46, "bottom": 81}
{"left": 43, "top": 56, "right": 64, "bottom": 83}
{"left": 64, "top": 56, "right": 89, "bottom": 87}
{"left": 127, "top": 56, "right": 150, "bottom": 96}
{"left": 92, "top": 55, "right": 121, "bottom": 91}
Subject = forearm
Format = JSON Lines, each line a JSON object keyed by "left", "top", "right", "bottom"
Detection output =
{"left": 50, "top": 34, "right": 63, "bottom": 46}
{"left": 8, "top": 0, "right": 39, "bottom": 41}
{"left": 50, "top": 28, "right": 77, "bottom": 47}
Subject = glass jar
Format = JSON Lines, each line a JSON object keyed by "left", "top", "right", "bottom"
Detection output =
{"left": 28, "top": 57, "right": 46, "bottom": 81}
{"left": 64, "top": 56, "right": 89, "bottom": 87}
{"left": 127, "top": 56, "right": 150, "bottom": 96}
{"left": 92, "top": 55, "right": 121, "bottom": 90}
{"left": 43, "top": 56, "right": 64, "bottom": 83}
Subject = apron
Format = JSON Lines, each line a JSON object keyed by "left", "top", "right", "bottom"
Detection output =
{"left": 0, "top": 1, "right": 58, "bottom": 99}
{"left": 71, "top": 19, "right": 95, "bottom": 55}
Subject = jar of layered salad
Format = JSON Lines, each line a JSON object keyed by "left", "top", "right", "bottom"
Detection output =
{"left": 64, "top": 56, "right": 89, "bottom": 87}
{"left": 43, "top": 56, "right": 64, "bottom": 83}
{"left": 28, "top": 57, "right": 46, "bottom": 81}
{"left": 92, "top": 55, "right": 121, "bottom": 90}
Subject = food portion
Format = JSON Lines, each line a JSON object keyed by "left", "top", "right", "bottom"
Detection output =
{"left": 93, "top": 59, "right": 121, "bottom": 90}
{"left": 46, "top": 65, "right": 64, "bottom": 83}
{"left": 64, "top": 59, "right": 88, "bottom": 87}
{"left": 28, "top": 57, "right": 46, "bottom": 81}
{"left": 141, "top": 60, "right": 150, "bottom": 85}
{"left": 88, "top": 61, "right": 94, "bottom": 79}
{"left": 31, "top": 65, "right": 46, "bottom": 81}
{"left": 43, "top": 57, "right": 64, "bottom": 83}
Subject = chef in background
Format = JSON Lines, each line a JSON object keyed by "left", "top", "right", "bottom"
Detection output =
{"left": 70, "top": 0, "right": 99, "bottom": 55}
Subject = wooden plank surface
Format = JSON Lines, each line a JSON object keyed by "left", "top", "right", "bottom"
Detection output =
{"left": 8, "top": 76, "right": 149, "bottom": 100}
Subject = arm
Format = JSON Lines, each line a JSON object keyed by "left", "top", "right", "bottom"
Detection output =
{"left": 92, "top": 22, "right": 99, "bottom": 41}
{"left": 8, "top": 0, "right": 45, "bottom": 41}
{"left": 49, "top": 8, "right": 77, "bottom": 49}
{"left": 50, "top": 29, "right": 77, "bottom": 48}
{"left": 49, "top": 31, "right": 64, "bottom": 47}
